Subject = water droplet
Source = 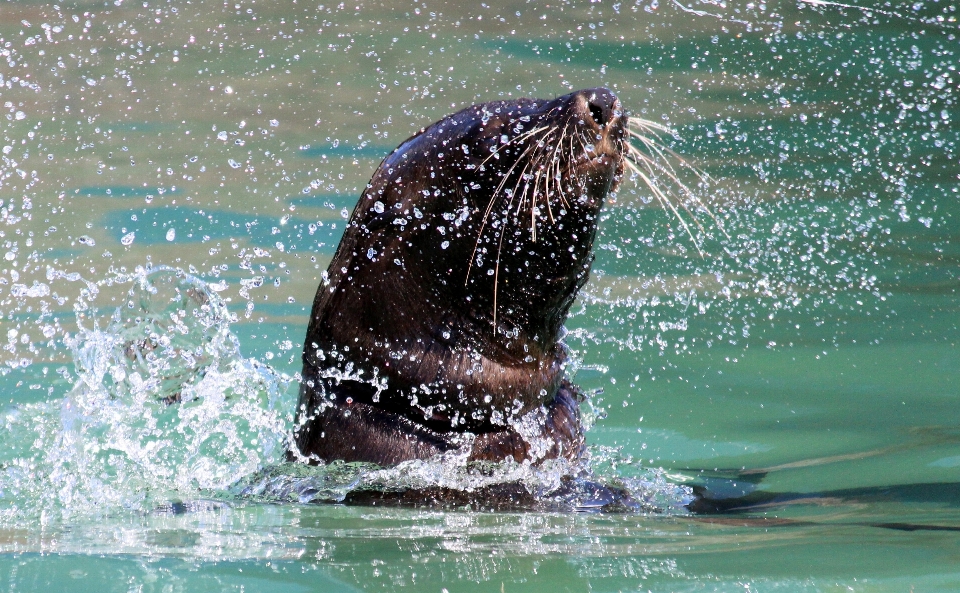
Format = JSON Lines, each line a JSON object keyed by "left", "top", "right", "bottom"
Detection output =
{"left": 165, "top": 228, "right": 176, "bottom": 241}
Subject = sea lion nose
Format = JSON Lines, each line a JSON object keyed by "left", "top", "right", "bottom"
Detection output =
{"left": 581, "top": 87, "right": 620, "bottom": 128}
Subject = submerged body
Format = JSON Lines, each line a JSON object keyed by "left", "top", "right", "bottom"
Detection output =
{"left": 291, "top": 88, "right": 625, "bottom": 466}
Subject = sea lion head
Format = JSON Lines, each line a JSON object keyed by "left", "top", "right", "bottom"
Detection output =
{"left": 300, "top": 88, "right": 624, "bottom": 438}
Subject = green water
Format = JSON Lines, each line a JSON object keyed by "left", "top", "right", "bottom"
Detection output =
{"left": 1, "top": 0, "right": 959, "bottom": 590}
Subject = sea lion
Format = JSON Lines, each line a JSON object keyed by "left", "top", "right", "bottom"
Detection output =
{"left": 290, "top": 87, "right": 625, "bottom": 467}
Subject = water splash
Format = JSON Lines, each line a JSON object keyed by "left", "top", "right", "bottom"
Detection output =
{"left": 0, "top": 267, "right": 294, "bottom": 524}
{"left": 0, "top": 266, "right": 691, "bottom": 525}
{"left": 238, "top": 453, "right": 692, "bottom": 513}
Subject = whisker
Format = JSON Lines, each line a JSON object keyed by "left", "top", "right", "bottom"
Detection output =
{"left": 513, "top": 138, "right": 548, "bottom": 220}
{"left": 546, "top": 127, "right": 568, "bottom": 216}
{"left": 628, "top": 117, "right": 707, "bottom": 181}
{"left": 626, "top": 115, "right": 673, "bottom": 135}
{"left": 627, "top": 148, "right": 708, "bottom": 237}
{"left": 557, "top": 133, "right": 574, "bottom": 209}
{"left": 623, "top": 159, "right": 705, "bottom": 257}
{"left": 628, "top": 116, "right": 716, "bottom": 188}
{"left": 534, "top": 134, "right": 561, "bottom": 239}
{"left": 629, "top": 129, "right": 714, "bottom": 188}
{"left": 627, "top": 145, "right": 729, "bottom": 239}
{"left": 492, "top": 154, "right": 535, "bottom": 327}
{"left": 466, "top": 141, "right": 539, "bottom": 285}
{"left": 544, "top": 185, "right": 555, "bottom": 224}
{"left": 543, "top": 142, "right": 560, "bottom": 225}
{"left": 492, "top": 193, "right": 512, "bottom": 330}
{"left": 528, "top": 144, "right": 554, "bottom": 239}
{"left": 624, "top": 116, "right": 729, "bottom": 244}
{"left": 480, "top": 125, "right": 550, "bottom": 167}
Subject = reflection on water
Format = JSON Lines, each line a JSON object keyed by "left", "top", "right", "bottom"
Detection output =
{"left": 4, "top": 500, "right": 960, "bottom": 591}
{"left": 1, "top": 0, "right": 959, "bottom": 589}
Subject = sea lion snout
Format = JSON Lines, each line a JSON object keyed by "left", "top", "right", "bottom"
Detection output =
{"left": 568, "top": 87, "right": 626, "bottom": 198}
{"left": 579, "top": 87, "right": 623, "bottom": 131}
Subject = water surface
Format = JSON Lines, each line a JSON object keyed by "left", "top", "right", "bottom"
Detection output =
{"left": 1, "top": 0, "right": 959, "bottom": 590}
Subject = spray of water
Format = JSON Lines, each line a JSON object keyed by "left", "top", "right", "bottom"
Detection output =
{"left": 0, "top": 267, "right": 294, "bottom": 524}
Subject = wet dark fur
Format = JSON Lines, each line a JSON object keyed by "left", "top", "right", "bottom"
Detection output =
{"left": 291, "top": 88, "right": 625, "bottom": 466}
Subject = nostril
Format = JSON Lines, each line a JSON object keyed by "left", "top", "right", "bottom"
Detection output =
{"left": 580, "top": 87, "right": 618, "bottom": 128}
{"left": 589, "top": 102, "right": 605, "bottom": 127}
